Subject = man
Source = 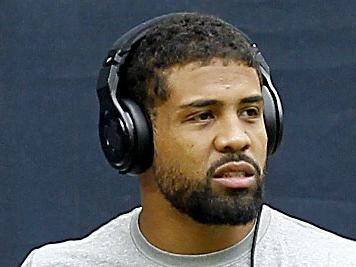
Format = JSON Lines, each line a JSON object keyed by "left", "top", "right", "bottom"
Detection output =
{"left": 22, "top": 13, "right": 356, "bottom": 267}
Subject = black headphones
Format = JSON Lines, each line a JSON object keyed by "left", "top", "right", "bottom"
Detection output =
{"left": 96, "top": 13, "right": 283, "bottom": 175}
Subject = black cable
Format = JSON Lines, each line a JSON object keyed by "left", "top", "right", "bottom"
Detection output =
{"left": 250, "top": 204, "right": 263, "bottom": 267}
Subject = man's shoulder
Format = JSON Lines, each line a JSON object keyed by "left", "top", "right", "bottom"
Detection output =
{"left": 265, "top": 204, "right": 354, "bottom": 242}
{"left": 21, "top": 207, "right": 141, "bottom": 267}
{"left": 261, "top": 204, "right": 356, "bottom": 263}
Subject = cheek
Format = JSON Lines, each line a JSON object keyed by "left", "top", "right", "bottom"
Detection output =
{"left": 153, "top": 130, "right": 209, "bottom": 175}
{"left": 252, "top": 126, "right": 268, "bottom": 164}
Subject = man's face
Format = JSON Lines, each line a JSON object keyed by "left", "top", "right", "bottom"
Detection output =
{"left": 151, "top": 59, "right": 268, "bottom": 225}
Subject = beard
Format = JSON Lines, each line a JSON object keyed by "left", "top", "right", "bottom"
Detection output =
{"left": 152, "top": 153, "right": 265, "bottom": 226}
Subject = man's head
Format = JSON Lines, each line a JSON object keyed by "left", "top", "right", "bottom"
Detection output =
{"left": 119, "top": 13, "right": 267, "bottom": 225}
{"left": 101, "top": 13, "right": 273, "bottom": 225}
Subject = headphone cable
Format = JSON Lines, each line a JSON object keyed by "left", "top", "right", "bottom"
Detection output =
{"left": 250, "top": 204, "right": 263, "bottom": 267}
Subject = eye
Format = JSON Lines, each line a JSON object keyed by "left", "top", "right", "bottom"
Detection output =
{"left": 240, "top": 107, "right": 261, "bottom": 118}
{"left": 190, "top": 111, "right": 215, "bottom": 122}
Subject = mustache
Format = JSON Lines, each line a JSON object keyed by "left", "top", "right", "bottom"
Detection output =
{"left": 206, "top": 153, "right": 262, "bottom": 178}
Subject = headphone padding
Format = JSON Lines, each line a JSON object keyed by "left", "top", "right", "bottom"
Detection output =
{"left": 262, "top": 85, "right": 277, "bottom": 155}
{"left": 120, "top": 98, "right": 153, "bottom": 174}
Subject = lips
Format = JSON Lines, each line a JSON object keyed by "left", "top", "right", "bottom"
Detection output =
{"left": 213, "top": 161, "right": 255, "bottom": 178}
{"left": 211, "top": 161, "right": 256, "bottom": 189}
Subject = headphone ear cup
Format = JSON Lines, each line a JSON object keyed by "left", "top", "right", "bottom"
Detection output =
{"left": 120, "top": 98, "right": 153, "bottom": 174}
{"left": 262, "top": 85, "right": 278, "bottom": 155}
{"left": 98, "top": 110, "right": 130, "bottom": 169}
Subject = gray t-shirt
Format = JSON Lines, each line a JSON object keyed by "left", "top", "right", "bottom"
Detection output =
{"left": 21, "top": 205, "right": 356, "bottom": 266}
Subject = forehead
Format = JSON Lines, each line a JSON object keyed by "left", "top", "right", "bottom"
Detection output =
{"left": 164, "top": 59, "right": 261, "bottom": 106}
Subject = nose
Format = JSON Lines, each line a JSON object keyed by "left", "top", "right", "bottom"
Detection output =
{"left": 213, "top": 117, "right": 251, "bottom": 153}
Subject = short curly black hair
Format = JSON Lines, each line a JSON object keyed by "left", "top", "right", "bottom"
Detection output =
{"left": 121, "top": 13, "right": 261, "bottom": 116}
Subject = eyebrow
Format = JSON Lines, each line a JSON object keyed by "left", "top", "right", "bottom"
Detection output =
{"left": 178, "top": 95, "right": 263, "bottom": 109}
{"left": 178, "top": 99, "right": 221, "bottom": 109}
{"left": 240, "top": 95, "right": 264, "bottom": 104}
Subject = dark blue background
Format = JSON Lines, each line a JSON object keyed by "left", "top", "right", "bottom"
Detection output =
{"left": 1, "top": 1, "right": 355, "bottom": 266}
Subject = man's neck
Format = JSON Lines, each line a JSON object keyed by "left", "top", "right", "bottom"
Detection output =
{"left": 139, "top": 175, "right": 255, "bottom": 255}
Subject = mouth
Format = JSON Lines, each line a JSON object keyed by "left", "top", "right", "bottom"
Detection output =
{"left": 211, "top": 161, "right": 256, "bottom": 189}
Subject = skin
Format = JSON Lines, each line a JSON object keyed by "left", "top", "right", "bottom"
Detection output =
{"left": 139, "top": 58, "right": 268, "bottom": 254}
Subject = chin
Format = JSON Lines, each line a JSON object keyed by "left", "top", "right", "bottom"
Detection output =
{"left": 165, "top": 186, "right": 264, "bottom": 226}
